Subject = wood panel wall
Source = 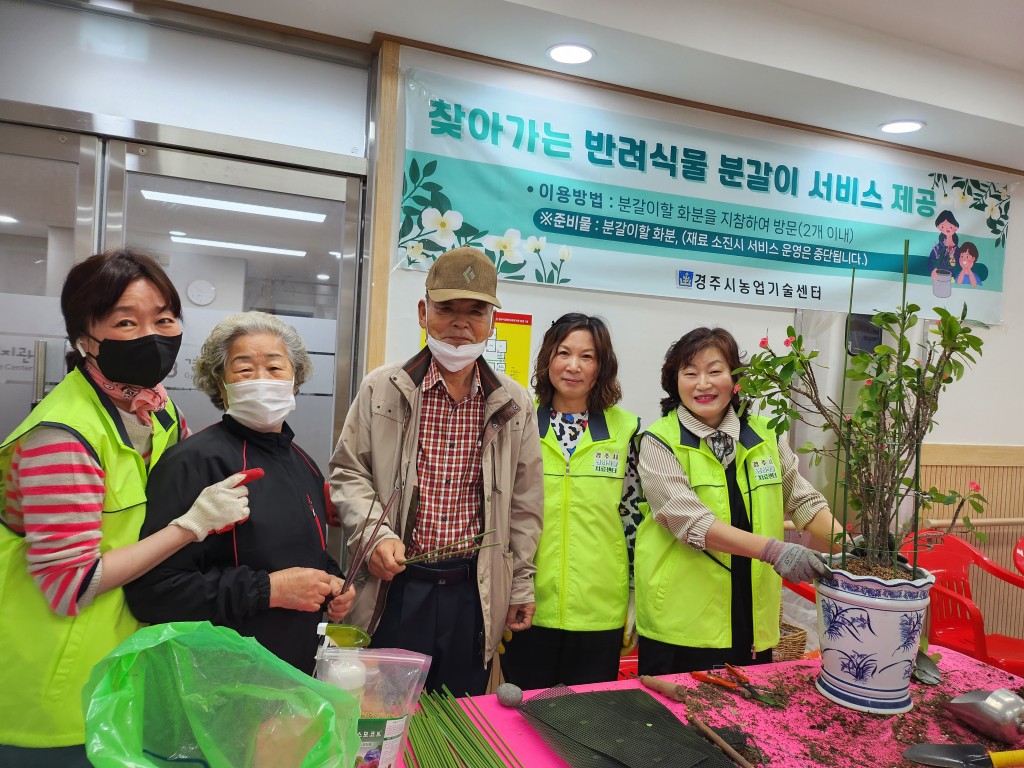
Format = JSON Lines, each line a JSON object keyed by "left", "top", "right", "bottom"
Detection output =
{"left": 919, "top": 444, "right": 1024, "bottom": 640}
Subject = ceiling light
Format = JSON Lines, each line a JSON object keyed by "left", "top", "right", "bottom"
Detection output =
{"left": 547, "top": 44, "right": 594, "bottom": 64}
{"left": 329, "top": 251, "right": 341, "bottom": 259}
{"left": 316, "top": 273, "right": 330, "bottom": 281}
{"left": 168, "top": 230, "right": 186, "bottom": 237}
{"left": 0, "top": 214, "right": 18, "bottom": 224}
{"left": 142, "top": 190, "right": 326, "bottom": 222}
{"left": 880, "top": 120, "right": 924, "bottom": 134}
{"left": 170, "top": 235, "right": 306, "bottom": 257}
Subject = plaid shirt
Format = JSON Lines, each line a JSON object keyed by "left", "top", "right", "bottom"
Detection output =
{"left": 410, "top": 360, "right": 485, "bottom": 559}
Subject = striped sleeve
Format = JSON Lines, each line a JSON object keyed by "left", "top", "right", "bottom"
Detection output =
{"left": 8, "top": 427, "right": 106, "bottom": 616}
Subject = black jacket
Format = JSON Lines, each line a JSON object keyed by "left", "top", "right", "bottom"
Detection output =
{"left": 125, "top": 415, "right": 342, "bottom": 674}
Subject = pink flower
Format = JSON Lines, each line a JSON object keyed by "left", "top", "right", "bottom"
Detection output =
{"left": 844, "top": 415, "right": 851, "bottom": 421}
{"left": 759, "top": 337, "right": 768, "bottom": 349}
{"left": 968, "top": 481, "right": 981, "bottom": 493}
{"left": 865, "top": 378, "right": 873, "bottom": 386}
{"left": 732, "top": 383, "right": 741, "bottom": 394}
{"left": 783, "top": 336, "right": 795, "bottom": 347}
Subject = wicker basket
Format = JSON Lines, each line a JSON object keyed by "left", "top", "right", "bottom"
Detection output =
{"left": 773, "top": 618, "right": 808, "bottom": 662}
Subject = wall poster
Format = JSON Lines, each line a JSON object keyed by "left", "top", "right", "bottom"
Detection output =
{"left": 400, "top": 69, "right": 1012, "bottom": 323}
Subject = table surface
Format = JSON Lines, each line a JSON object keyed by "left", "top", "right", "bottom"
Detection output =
{"left": 400, "top": 647, "right": 1024, "bottom": 768}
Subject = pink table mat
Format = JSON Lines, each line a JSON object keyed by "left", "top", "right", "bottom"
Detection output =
{"left": 399, "top": 647, "right": 1024, "bottom": 768}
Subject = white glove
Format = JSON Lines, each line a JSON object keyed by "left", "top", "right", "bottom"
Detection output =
{"left": 622, "top": 587, "right": 638, "bottom": 656}
{"left": 760, "top": 539, "right": 831, "bottom": 583}
{"left": 170, "top": 471, "right": 254, "bottom": 542}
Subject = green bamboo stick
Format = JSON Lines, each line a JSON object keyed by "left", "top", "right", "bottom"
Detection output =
{"left": 403, "top": 541, "right": 501, "bottom": 566}
{"left": 460, "top": 693, "right": 523, "bottom": 768}
{"left": 424, "top": 691, "right": 503, "bottom": 768}
{"left": 409, "top": 708, "right": 460, "bottom": 768}
{"left": 402, "top": 529, "right": 497, "bottom": 564}
{"left": 421, "top": 694, "right": 487, "bottom": 766}
{"left": 439, "top": 687, "right": 508, "bottom": 768}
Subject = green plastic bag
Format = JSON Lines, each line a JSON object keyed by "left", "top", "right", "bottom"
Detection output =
{"left": 83, "top": 621, "right": 359, "bottom": 768}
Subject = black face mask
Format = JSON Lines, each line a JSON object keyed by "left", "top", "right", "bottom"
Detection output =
{"left": 88, "top": 333, "right": 182, "bottom": 388}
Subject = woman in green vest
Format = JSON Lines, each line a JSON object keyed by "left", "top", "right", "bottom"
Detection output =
{"left": 501, "top": 313, "right": 642, "bottom": 689}
{"left": 0, "top": 249, "right": 252, "bottom": 767}
{"left": 636, "top": 327, "right": 844, "bottom": 676}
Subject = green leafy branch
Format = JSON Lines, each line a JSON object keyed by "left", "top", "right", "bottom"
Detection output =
{"left": 928, "top": 173, "right": 1012, "bottom": 247}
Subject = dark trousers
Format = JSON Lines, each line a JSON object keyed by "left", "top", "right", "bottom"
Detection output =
{"left": 371, "top": 558, "right": 490, "bottom": 697}
{"left": 637, "top": 635, "right": 773, "bottom": 676}
{"left": 501, "top": 625, "right": 622, "bottom": 691}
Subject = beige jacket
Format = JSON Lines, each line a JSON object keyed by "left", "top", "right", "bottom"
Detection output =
{"left": 329, "top": 348, "right": 543, "bottom": 663}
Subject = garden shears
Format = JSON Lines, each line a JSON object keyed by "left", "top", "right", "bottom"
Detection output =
{"left": 691, "top": 663, "right": 783, "bottom": 708}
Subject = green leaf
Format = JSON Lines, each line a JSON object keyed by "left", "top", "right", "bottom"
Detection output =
{"left": 535, "top": 268, "right": 545, "bottom": 282}
{"left": 423, "top": 160, "right": 437, "bottom": 177}
{"left": 399, "top": 216, "right": 414, "bottom": 239}
{"left": 409, "top": 159, "right": 421, "bottom": 185}
{"left": 430, "top": 191, "right": 451, "bottom": 213}
{"left": 559, "top": 278, "right": 571, "bottom": 284}
{"left": 412, "top": 195, "right": 432, "bottom": 207}
{"left": 421, "top": 181, "right": 442, "bottom": 192}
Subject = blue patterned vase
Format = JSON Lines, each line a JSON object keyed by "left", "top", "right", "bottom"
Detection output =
{"left": 814, "top": 558, "right": 934, "bottom": 714}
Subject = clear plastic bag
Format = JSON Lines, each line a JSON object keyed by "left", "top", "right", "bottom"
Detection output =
{"left": 83, "top": 621, "right": 360, "bottom": 768}
{"left": 315, "top": 640, "right": 430, "bottom": 768}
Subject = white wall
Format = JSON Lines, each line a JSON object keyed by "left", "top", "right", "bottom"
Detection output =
{"left": 0, "top": 0, "right": 368, "bottom": 157}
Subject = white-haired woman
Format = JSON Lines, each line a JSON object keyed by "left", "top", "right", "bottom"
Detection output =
{"left": 125, "top": 311, "right": 354, "bottom": 673}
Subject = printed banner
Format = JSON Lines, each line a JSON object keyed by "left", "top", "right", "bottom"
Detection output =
{"left": 420, "top": 311, "right": 533, "bottom": 389}
{"left": 400, "top": 69, "right": 1013, "bottom": 322}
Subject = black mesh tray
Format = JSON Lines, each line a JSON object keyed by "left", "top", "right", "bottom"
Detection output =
{"left": 518, "top": 686, "right": 735, "bottom": 768}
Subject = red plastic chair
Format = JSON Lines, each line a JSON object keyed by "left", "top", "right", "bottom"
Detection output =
{"left": 1014, "top": 533, "right": 1024, "bottom": 577}
{"left": 900, "top": 531, "right": 1024, "bottom": 676}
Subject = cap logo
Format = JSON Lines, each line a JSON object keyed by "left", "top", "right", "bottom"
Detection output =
{"left": 463, "top": 266, "right": 475, "bottom": 283}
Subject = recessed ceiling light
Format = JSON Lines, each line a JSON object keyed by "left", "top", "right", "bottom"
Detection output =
{"left": 880, "top": 120, "right": 925, "bottom": 134}
{"left": 169, "top": 230, "right": 186, "bottom": 237}
{"left": 547, "top": 44, "right": 594, "bottom": 64}
{"left": 316, "top": 273, "right": 330, "bottom": 281}
{"left": 170, "top": 234, "right": 306, "bottom": 257}
{"left": 0, "top": 214, "right": 18, "bottom": 224}
{"left": 142, "top": 190, "right": 326, "bottom": 222}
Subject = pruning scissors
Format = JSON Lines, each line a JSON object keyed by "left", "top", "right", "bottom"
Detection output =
{"left": 691, "top": 663, "right": 783, "bottom": 708}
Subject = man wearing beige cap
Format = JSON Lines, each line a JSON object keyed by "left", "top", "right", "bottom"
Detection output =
{"left": 330, "top": 246, "right": 543, "bottom": 695}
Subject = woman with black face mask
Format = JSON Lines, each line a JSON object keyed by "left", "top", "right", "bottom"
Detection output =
{"left": 0, "top": 249, "right": 252, "bottom": 767}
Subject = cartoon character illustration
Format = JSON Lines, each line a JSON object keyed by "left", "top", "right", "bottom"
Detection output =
{"left": 928, "top": 210, "right": 960, "bottom": 278}
{"left": 956, "top": 241, "right": 986, "bottom": 287}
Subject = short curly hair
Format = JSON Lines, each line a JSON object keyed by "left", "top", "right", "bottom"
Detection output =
{"left": 193, "top": 311, "right": 313, "bottom": 410}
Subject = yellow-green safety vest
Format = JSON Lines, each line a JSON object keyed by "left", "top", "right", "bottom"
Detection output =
{"left": 635, "top": 412, "right": 783, "bottom": 650}
{"left": 532, "top": 404, "right": 639, "bottom": 631}
{"left": 0, "top": 367, "right": 180, "bottom": 747}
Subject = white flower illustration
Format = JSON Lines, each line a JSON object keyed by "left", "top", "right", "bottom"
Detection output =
{"left": 421, "top": 208, "right": 463, "bottom": 247}
{"left": 954, "top": 189, "right": 970, "bottom": 207}
{"left": 485, "top": 228, "right": 524, "bottom": 263}
{"left": 525, "top": 235, "right": 547, "bottom": 253}
{"left": 984, "top": 196, "right": 999, "bottom": 219}
{"left": 559, "top": 245, "right": 572, "bottom": 262}
{"left": 404, "top": 241, "right": 424, "bottom": 263}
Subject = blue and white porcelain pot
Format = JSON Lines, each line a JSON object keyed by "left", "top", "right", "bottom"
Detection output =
{"left": 814, "top": 557, "right": 935, "bottom": 715}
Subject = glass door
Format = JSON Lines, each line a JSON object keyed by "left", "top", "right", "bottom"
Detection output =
{"left": 104, "top": 142, "right": 360, "bottom": 472}
{"left": 0, "top": 122, "right": 99, "bottom": 438}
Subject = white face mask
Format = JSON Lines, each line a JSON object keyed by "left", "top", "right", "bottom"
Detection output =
{"left": 426, "top": 335, "right": 487, "bottom": 372}
{"left": 224, "top": 378, "right": 296, "bottom": 432}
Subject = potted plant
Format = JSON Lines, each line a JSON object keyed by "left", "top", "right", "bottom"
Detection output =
{"left": 738, "top": 263, "right": 986, "bottom": 714}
